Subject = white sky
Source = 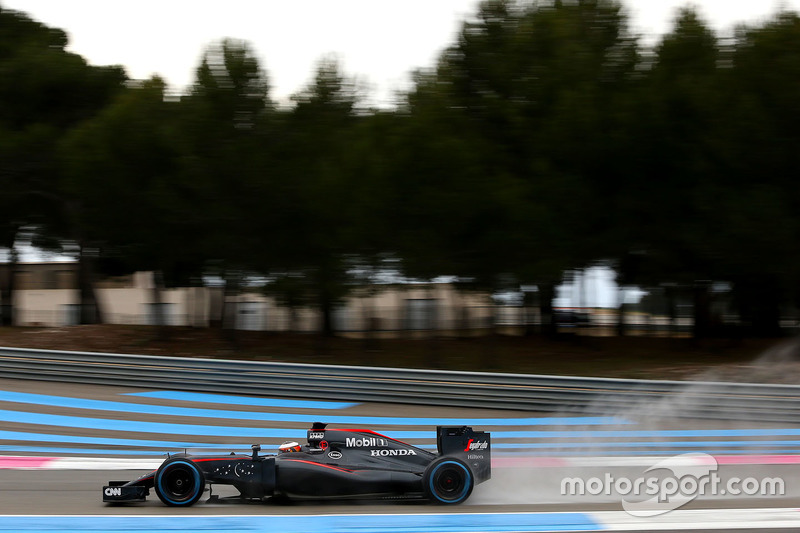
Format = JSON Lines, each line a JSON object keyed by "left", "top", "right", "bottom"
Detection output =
{"left": 2, "top": 0, "right": 797, "bottom": 106}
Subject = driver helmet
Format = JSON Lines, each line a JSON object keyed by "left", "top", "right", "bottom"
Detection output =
{"left": 278, "top": 441, "right": 302, "bottom": 454}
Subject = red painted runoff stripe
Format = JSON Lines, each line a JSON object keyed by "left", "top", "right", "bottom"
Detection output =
{"left": 715, "top": 454, "right": 800, "bottom": 465}
{"left": 0, "top": 456, "right": 56, "bottom": 469}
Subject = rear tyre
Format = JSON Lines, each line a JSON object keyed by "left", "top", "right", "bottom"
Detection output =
{"left": 423, "top": 457, "right": 474, "bottom": 504}
{"left": 154, "top": 458, "right": 205, "bottom": 506}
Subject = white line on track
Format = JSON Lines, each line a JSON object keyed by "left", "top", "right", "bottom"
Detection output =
{"left": 593, "top": 507, "right": 800, "bottom": 530}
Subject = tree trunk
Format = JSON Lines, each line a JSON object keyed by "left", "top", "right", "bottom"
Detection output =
{"left": 487, "top": 300, "right": 498, "bottom": 336}
{"left": 150, "top": 270, "right": 170, "bottom": 340}
{"left": 665, "top": 285, "right": 678, "bottom": 338}
{"left": 539, "top": 282, "right": 557, "bottom": 338}
{"left": 692, "top": 281, "right": 711, "bottom": 340}
{"left": 523, "top": 289, "right": 537, "bottom": 337}
{"left": 617, "top": 288, "right": 627, "bottom": 337}
{"left": 150, "top": 271, "right": 165, "bottom": 326}
{"left": 320, "top": 290, "right": 334, "bottom": 337}
{"left": 77, "top": 243, "right": 103, "bottom": 324}
{"left": 0, "top": 243, "right": 17, "bottom": 326}
{"left": 362, "top": 300, "right": 380, "bottom": 352}
{"left": 221, "top": 273, "right": 240, "bottom": 343}
{"left": 457, "top": 301, "right": 470, "bottom": 339}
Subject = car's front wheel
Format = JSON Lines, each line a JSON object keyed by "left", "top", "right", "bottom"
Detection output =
{"left": 423, "top": 457, "right": 474, "bottom": 504}
{"left": 154, "top": 459, "right": 205, "bottom": 506}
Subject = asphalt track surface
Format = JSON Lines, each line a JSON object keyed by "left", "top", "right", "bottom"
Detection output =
{"left": 1, "top": 377, "right": 800, "bottom": 531}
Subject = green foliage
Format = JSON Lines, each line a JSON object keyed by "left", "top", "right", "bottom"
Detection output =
{"left": 2, "top": 2, "right": 800, "bottom": 337}
{"left": 403, "top": 0, "right": 639, "bottom": 288}
{"left": 267, "top": 58, "right": 365, "bottom": 334}
{"left": 177, "top": 39, "right": 275, "bottom": 284}
{"left": 59, "top": 77, "right": 195, "bottom": 282}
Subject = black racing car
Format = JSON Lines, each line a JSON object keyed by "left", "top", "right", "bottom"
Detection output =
{"left": 102, "top": 423, "right": 491, "bottom": 506}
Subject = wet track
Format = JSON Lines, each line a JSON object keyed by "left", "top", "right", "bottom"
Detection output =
{"left": 1, "top": 377, "right": 799, "bottom": 531}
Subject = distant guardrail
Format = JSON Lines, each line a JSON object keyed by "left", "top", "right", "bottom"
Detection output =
{"left": 1, "top": 346, "right": 800, "bottom": 422}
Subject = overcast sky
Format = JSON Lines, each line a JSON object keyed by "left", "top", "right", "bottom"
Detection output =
{"left": 3, "top": 0, "right": 797, "bottom": 106}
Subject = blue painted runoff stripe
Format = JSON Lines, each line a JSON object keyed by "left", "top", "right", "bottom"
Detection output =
{"left": 125, "top": 390, "right": 359, "bottom": 409}
{"left": 490, "top": 439, "right": 800, "bottom": 449}
{"left": 0, "top": 513, "right": 604, "bottom": 532}
{"left": 3, "top": 407, "right": 800, "bottom": 442}
{"left": 0, "top": 409, "right": 325, "bottom": 438}
{"left": 513, "top": 428, "right": 800, "bottom": 438}
{"left": 0, "top": 410, "right": 614, "bottom": 440}
{"left": 2, "top": 428, "right": 799, "bottom": 454}
{"left": 0, "top": 429, "right": 431, "bottom": 452}
{"left": 2, "top": 440, "right": 800, "bottom": 457}
{"left": 0, "top": 430, "right": 255, "bottom": 449}
{"left": 517, "top": 449, "right": 800, "bottom": 456}
{"left": 5, "top": 406, "right": 800, "bottom": 449}
{"left": 5, "top": 444, "right": 800, "bottom": 457}
{"left": 0, "top": 446, "right": 170, "bottom": 455}
{"left": 0, "top": 390, "right": 628, "bottom": 427}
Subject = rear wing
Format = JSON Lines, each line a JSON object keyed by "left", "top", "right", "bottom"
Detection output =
{"left": 436, "top": 426, "right": 491, "bottom": 483}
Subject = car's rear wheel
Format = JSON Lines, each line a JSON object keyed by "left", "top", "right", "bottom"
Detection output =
{"left": 423, "top": 458, "right": 474, "bottom": 504}
{"left": 154, "top": 459, "right": 205, "bottom": 506}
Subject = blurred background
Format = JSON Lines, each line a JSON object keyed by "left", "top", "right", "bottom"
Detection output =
{"left": 1, "top": 0, "right": 799, "bottom": 367}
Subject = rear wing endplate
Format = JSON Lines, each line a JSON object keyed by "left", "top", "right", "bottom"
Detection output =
{"left": 436, "top": 426, "right": 491, "bottom": 483}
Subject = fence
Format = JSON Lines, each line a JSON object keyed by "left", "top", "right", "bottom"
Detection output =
{"left": 2, "top": 346, "right": 800, "bottom": 423}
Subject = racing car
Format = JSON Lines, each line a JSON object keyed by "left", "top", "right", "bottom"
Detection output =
{"left": 102, "top": 423, "right": 490, "bottom": 506}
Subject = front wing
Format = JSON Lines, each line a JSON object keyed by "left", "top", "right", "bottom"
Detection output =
{"left": 103, "top": 481, "right": 149, "bottom": 502}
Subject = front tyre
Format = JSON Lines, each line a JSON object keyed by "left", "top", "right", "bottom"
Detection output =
{"left": 423, "top": 458, "right": 474, "bottom": 504}
{"left": 154, "top": 459, "right": 205, "bottom": 506}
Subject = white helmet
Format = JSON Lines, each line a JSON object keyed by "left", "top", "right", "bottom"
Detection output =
{"left": 278, "top": 441, "right": 302, "bottom": 453}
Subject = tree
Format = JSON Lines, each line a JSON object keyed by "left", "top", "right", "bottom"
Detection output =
{"left": 0, "top": 7, "right": 125, "bottom": 325}
{"left": 59, "top": 77, "right": 191, "bottom": 327}
{"left": 576, "top": 6, "right": 724, "bottom": 336}
{"left": 703, "top": 12, "right": 800, "bottom": 336}
{"left": 177, "top": 39, "right": 275, "bottom": 331}
{"left": 269, "top": 58, "right": 363, "bottom": 336}
{"left": 400, "top": 0, "right": 639, "bottom": 335}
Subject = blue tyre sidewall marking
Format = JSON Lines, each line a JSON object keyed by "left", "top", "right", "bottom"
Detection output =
{"left": 157, "top": 460, "right": 202, "bottom": 505}
{"left": 429, "top": 461, "right": 471, "bottom": 503}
